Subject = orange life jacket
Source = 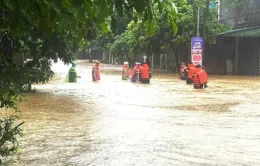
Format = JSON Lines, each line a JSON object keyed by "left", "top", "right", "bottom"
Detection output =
{"left": 180, "top": 64, "right": 187, "bottom": 74}
{"left": 187, "top": 63, "right": 195, "bottom": 79}
{"left": 192, "top": 68, "right": 201, "bottom": 88}
{"left": 198, "top": 69, "right": 208, "bottom": 84}
{"left": 122, "top": 64, "right": 130, "bottom": 76}
{"left": 140, "top": 64, "right": 149, "bottom": 79}
{"left": 93, "top": 64, "right": 100, "bottom": 80}
{"left": 193, "top": 68, "right": 208, "bottom": 88}
{"left": 131, "top": 65, "right": 140, "bottom": 78}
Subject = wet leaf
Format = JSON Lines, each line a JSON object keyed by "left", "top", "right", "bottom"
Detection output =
{"left": 2, "top": 91, "right": 10, "bottom": 100}
{"left": 171, "top": 2, "right": 178, "bottom": 14}
{"left": 147, "top": 21, "right": 155, "bottom": 37}
{"left": 61, "top": 0, "right": 70, "bottom": 8}
{"left": 83, "top": 1, "right": 94, "bottom": 16}
{"left": 158, "top": 2, "right": 163, "bottom": 13}
{"left": 101, "top": 23, "right": 109, "bottom": 34}
{"left": 111, "top": 17, "right": 117, "bottom": 34}
{"left": 97, "top": 0, "right": 108, "bottom": 24}
{"left": 115, "top": 1, "right": 124, "bottom": 17}
{"left": 170, "top": 19, "right": 178, "bottom": 36}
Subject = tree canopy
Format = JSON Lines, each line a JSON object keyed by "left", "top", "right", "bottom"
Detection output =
{"left": 105, "top": 0, "right": 229, "bottom": 70}
{"left": 0, "top": 0, "right": 182, "bottom": 163}
{"left": 0, "top": 0, "right": 231, "bottom": 162}
{"left": 0, "top": 0, "right": 181, "bottom": 109}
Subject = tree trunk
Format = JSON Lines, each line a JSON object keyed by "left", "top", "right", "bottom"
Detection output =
{"left": 89, "top": 53, "right": 92, "bottom": 62}
{"left": 126, "top": 53, "right": 132, "bottom": 67}
{"left": 147, "top": 55, "right": 151, "bottom": 67}
{"left": 132, "top": 55, "right": 137, "bottom": 68}
{"left": 28, "top": 82, "right": 32, "bottom": 91}
{"left": 148, "top": 46, "right": 153, "bottom": 67}
{"left": 1, "top": 33, "right": 13, "bottom": 63}
{"left": 174, "top": 49, "right": 180, "bottom": 73}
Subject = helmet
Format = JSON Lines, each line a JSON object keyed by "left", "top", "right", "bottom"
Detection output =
{"left": 124, "top": 61, "right": 129, "bottom": 65}
{"left": 195, "top": 64, "right": 202, "bottom": 68}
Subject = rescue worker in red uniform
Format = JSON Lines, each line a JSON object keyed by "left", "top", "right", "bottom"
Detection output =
{"left": 179, "top": 62, "right": 187, "bottom": 80}
{"left": 131, "top": 62, "right": 141, "bottom": 83}
{"left": 92, "top": 61, "right": 100, "bottom": 81}
{"left": 186, "top": 62, "right": 195, "bottom": 84}
{"left": 192, "top": 64, "right": 208, "bottom": 89}
{"left": 122, "top": 61, "right": 130, "bottom": 80}
{"left": 140, "top": 62, "right": 151, "bottom": 84}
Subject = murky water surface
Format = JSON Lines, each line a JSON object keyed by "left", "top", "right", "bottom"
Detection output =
{"left": 12, "top": 60, "right": 260, "bottom": 166}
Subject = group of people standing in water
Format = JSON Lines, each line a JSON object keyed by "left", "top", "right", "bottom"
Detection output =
{"left": 121, "top": 61, "right": 151, "bottom": 84}
{"left": 91, "top": 60, "right": 207, "bottom": 89}
{"left": 179, "top": 62, "right": 208, "bottom": 89}
{"left": 92, "top": 60, "right": 151, "bottom": 84}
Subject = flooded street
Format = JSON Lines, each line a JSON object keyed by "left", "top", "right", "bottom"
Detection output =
{"left": 13, "top": 60, "right": 260, "bottom": 166}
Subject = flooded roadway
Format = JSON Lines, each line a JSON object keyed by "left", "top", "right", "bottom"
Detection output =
{"left": 13, "top": 60, "right": 260, "bottom": 166}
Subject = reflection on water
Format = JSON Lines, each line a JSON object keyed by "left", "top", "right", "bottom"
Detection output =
{"left": 12, "top": 60, "right": 260, "bottom": 166}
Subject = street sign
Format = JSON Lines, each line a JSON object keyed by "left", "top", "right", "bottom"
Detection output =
{"left": 191, "top": 37, "right": 203, "bottom": 66}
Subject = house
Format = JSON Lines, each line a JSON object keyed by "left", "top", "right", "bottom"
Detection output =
{"left": 216, "top": 0, "right": 260, "bottom": 75}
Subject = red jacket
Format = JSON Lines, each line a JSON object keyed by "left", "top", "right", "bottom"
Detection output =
{"left": 180, "top": 64, "right": 187, "bottom": 74}
{"left": 131, "top": 65, "right": 140, "bottom": 78}
{"left": 193, "top": 68, "right": 208, "bottom": 87}
{"left": 187, "top": 63, "right": 195, "bottom": 79}
{"left": 93, "top": 64, "right": 100, "bottom": 80}
{"left": 140, "top": 64, "right": 149, "bottom": 79}
{"left": 122, "top": 64, "right": 130, "bottom": 76}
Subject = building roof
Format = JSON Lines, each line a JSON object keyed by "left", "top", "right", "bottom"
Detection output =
{"left": 216, "top": 26, "right": 260, "bottom": 37}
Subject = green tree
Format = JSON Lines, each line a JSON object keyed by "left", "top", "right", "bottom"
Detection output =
{"left": 0, "top": 0, "right": 181, "bottom": 162}
{"left": 109, "top": 19, "right": 158, "bottom": 67}
{"left": 160, "top": 0, "right": 230, "bottom": 70}
{"left": 108, "top": 0, "right": 178, "bottom": 66}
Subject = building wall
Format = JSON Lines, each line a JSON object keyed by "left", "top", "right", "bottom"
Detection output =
{"left": 219, "top": 0, "right": 237, "bottom": 28}
{"left": 205, "top": 37, "right": 260, "bottom": 76}
{"left": 217, "top": 0, "right": 260, "bottom": 76}
{"left": 203, "top": 43, "right": 223, "bottom": 74}
{"left": 238, "top": 38, "right": 260, "bottom": 75}
{"left": 219, "top": 0, "right": 260, "bottom": 29}
{"left": 203, "top": 38, "right": 235, "bottom": 74}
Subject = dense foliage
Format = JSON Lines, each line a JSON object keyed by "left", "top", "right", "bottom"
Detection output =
{"left": 1, "top": 0, "right": 243, "bottom": 162}
{"left": 0, "top": 0, "right": 181, "bottom": 162}
{"left": 0, "top": 117, "right": 24, "bottom": 164}
{"left": 107, "top": 0, "right": 230, "bottom": 70}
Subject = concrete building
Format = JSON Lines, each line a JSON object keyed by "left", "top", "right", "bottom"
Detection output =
{"left": 217, "top": 0, "right": 260, "bottom": 75}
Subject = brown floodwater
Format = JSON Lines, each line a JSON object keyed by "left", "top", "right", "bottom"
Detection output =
{"left": 10, "top": 60, "right": 260, "bottom": 166}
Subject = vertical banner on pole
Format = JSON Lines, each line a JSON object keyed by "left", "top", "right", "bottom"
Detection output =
{"left": 191, "top": 37, "right": 203, "bottom": 66}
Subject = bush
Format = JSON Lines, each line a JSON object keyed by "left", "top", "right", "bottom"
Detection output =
{"left": 0, "top": 117, "right": 24, "bottom": 164}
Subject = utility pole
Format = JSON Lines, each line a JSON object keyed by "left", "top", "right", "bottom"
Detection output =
{"left": 197, "top": 7, "right": 200, "bottom": 37}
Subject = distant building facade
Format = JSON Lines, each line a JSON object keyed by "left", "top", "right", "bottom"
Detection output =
{"left": 216, "top": 0, "right": 260, "bottom": 75}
